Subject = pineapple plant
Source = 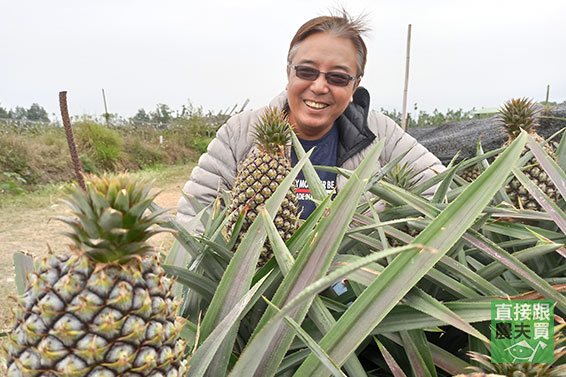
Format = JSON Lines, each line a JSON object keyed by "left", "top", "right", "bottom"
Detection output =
{"left": 383, "top": 162, "right": 423, "bottom": 247}
{"left": 225, "top": 107, "right": 299, "bottom": 266}
{"left": 500, "top": 98, "right": 558, "bottom": 210}
{"left": 150, "top": 130, "right": 566, "bottom": 376}
{"left": 2, "top": 174, "right": 187, "bottom": 377}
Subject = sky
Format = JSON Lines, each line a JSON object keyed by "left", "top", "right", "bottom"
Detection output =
{"left": 1, "top": 0, "right": 565, "bottom": 121}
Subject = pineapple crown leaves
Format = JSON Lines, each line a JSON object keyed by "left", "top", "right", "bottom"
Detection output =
{"left": 498, "top": 97, "right": 542, "bottom": 141}
{"left": 251, "top": 107, "right": 292, "bottom": 155}
{"left": 58, "top": 173, "right": 169, "bottom": 264}
{"left": 383, "top": 161, "right": 419, "bottom": 191}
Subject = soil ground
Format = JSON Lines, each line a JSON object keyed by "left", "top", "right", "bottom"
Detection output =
{"left": 0, "top": 166, "right": 193, "bottom": 372}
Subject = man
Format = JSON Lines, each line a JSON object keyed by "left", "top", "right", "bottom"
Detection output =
{"left": 177, "top": 10, "right": 444, "bottom": 230}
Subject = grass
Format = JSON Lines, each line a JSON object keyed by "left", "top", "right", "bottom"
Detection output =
{"left": 0, "top": 163, "right": 195, "bottom": 210}
{"left": 129, "top": 163, "right": 196, "bottom": 186}
{"left": 0, "top": 181, "right": 66, "bottom": 210}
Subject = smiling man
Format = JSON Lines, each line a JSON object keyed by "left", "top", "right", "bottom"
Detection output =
{"left": 177, "top": 10, "right": 445, "bottom": 229}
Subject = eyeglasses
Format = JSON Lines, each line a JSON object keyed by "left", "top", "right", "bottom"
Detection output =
{"left": 289, "top": 63, "right": 357, "bottom": 87}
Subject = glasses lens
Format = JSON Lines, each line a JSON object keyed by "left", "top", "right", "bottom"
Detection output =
{"left": 326, "top": 73, "right": 351, "bottom": 87}
{"left": 293, "top": 65, "right": 353, "bottom": 86}
{"left": 295, "top": 66, "right": 319, "bottom": 81}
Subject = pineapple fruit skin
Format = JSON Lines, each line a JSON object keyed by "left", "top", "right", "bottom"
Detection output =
{"left": 225, "top": 108, "right": 299, "bottom": 266}
{"left": 460, "top": 165, "right": 482, "bottom": 183}
{"left": 3, "top": 253, "right": 186, "bottom": 377}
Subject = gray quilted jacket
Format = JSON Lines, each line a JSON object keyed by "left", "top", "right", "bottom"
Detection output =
{"left": 176, "top": 88, "right": 445, "bottom": 232}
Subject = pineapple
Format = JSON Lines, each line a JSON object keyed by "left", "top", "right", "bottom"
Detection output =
{"left": 2, "top": 174, "right": 187, "bottom": 377}
{"left": 225, "top": 107, "right": 299, "bottom": 266}
{"left": 460, "top": 165, "right": 482, "bottom": 183}
{"left": 500, "top": 98, "right": 558, "bottom": 210}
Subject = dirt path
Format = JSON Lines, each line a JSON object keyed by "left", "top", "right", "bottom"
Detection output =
{"left": 0, "top": 171, "right": 190, "bottom": 359}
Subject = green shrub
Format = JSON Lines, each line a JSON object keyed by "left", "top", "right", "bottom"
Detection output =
{"left": 124, "top": 139, "right": 167, "bottom": 169}
{"left": 0, "top": 172, "right": 26, "bottom": 194}
{"left": 75, "top": 120, "right": 123, "bottom": 170}
{"left": 79, "top": 153, "right": 96, "bottom": 174}
{"left": 158, "top": 137, "right": 199, "bottom": 165}
{"left": 0, "top": 135, "right": 35, "bottom": 183}
{"left": 31, "top": 138, "right": 74, "bottom": 184}
{"left": 187, "top": 136, "right": 211, "bottom": 155}
{"left": 0, "top": 130, "right": 76, "bottom": 186}
{"left": 170, "top": 117, "right": 214, "bottom": 149}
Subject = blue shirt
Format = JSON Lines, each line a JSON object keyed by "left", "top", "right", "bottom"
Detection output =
{"left": 291, "top": 123, "right": 339, "bottom": 219}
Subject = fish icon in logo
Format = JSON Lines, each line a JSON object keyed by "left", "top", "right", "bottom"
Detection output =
{"left": 504, "top": 340, "right": 547, "bottom": 362}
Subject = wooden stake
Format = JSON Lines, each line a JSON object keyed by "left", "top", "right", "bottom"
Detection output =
{"left": 401, "top": 24, "right": 412, "bottom": 131}
{"left": 59, "top": 91, "right": 86, "bottom": 192}
{"left": 102, "top": 88, "right": 110, "bottom": 126}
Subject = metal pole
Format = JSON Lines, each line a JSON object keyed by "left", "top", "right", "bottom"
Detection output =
{"left": 59, "top": 91, "right": 86, "bottom": 192}
{"left": 401, "top": 24, "right": 412, "bottom": 131}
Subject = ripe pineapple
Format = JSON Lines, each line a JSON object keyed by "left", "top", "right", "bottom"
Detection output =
{"left": 3, "top": 174, "right": 187, "bottom": 377}
{"left": 500, "top": 98, "right": 558, "bottom": 210}
{"left": 225, "top": 107, "right": 299, "bottom": 266}
{"left": 459, "top": 165, "right": 482, "bottom": 183}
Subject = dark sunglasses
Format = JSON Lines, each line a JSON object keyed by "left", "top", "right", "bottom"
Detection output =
{"left": 289, "top": 63, "right": 358, "bottom": 87}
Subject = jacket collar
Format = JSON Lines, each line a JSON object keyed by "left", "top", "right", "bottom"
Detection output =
{"left": 336, "top": 87, "right": 375, "bottom": 166}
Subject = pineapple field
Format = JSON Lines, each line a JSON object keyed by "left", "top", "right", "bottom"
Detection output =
{"left": 3, "top": 100, "right": 566, "bottom": 376}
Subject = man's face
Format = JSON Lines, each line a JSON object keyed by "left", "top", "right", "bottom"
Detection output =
{"left": 286, "top": 32, "right": 360, "bottom": 140}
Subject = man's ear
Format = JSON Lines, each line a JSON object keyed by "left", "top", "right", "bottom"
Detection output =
{"left": 353, "top": 77, "right": 361, "bottom": 91}
{"left": 351, "top": 78, "right": 361, "bottom": 102}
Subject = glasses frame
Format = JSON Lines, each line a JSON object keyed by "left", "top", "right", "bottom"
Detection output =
{"left": 288, "top": 63, "right": 359, "bottom": 87}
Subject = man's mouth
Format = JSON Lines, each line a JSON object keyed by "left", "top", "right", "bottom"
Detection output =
{"left": 304, "top": 100, "right": 328, "bottom": 109}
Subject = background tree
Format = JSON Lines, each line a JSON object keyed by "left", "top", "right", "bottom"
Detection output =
{"left": 151, "top": 104, "right": 172, "bottom": 123}
{"left": 9, "top": 106, "right": 28, "bottom": 120}
{"left": 0, "top": 104, "right": 9, "bottom": 119}
{"left": 26, "top": 103, "right": 50, "bottom": 122}
{"left": 131, "top": 108, "right": 151, "bottom": 123}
